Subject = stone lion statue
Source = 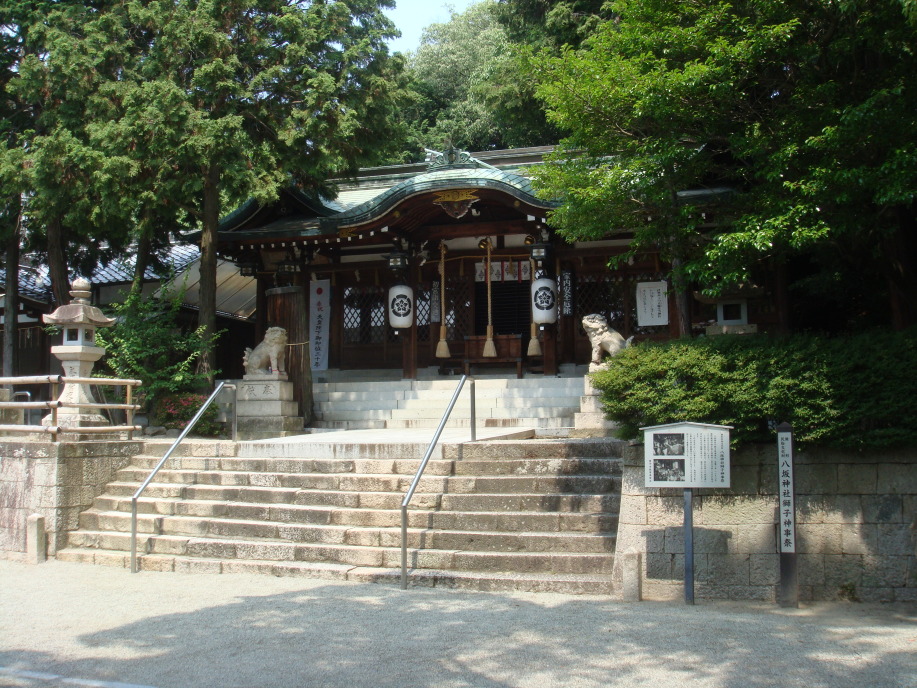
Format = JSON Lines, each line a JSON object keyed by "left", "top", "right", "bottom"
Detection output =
{"left": 582, "top": 314, "right": 633, "bottom": 372}
{"left": 243, "top": 327, "right": 287, "bottom": 376}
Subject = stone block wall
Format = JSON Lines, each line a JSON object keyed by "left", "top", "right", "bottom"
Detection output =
{"left": 0, "top": 440, "right": 142, "bottom": 560}
{"left": 613, "top": 443, "right": 917, "bottom": 602}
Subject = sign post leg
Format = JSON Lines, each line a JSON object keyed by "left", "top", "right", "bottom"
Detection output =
{"left": 684, "top": 487, "right": 694, "bottom": 605}
{"left": 778, "top": 552, "right": 798, "bottom": 608}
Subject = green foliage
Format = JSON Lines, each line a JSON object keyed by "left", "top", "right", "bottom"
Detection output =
{"left": 526, "top": 0, "right": 917, "bottom": 326}
{"left": 8, "top": 0, "right": 411, "bottom": 366}
{"left": 495, "top": 0, "right": 609, "bottom": 49}
{"left": 400, "top": 0, "right": 559, "bottom": 156}
{"left": 590, "top": 330, "right": 917, "bottom": 449}
{"left": 94, "top": 289, "right": 217, "bottom": 413}
{"left": 156, "top": 392, "right": 222, "bottom": 437}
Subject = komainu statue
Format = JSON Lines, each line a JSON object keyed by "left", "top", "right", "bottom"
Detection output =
{"left": 582, "top": 314, "right": 633, "bottom": 372}
{"left": 243, "top": 327, "right": 288, "bottom": 376}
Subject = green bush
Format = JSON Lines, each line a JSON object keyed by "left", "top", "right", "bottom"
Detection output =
{"left": 590, "top": 329, "right": 917, "bottom": 449}
{"left": 156, "top": 392, "right": 223, "bottom": 437}
{"left": 94, "top": 289, "right": 218, "bottom": 413}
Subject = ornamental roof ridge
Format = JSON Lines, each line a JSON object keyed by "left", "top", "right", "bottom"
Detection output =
{"left": 426, "top": 145, "right": 492, "bottom": 171}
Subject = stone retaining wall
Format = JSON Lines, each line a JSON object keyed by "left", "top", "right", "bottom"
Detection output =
{"left": 0, "top": 441, "right": 142, "bottom": 560}
{"left": 612, "top": 443, "right": 917, "bottom": 602}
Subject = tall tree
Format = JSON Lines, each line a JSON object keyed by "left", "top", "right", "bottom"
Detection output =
{"left": 495, "top": 0, "right": 608, "bottom": 49}
{"left": 15, "top": 0, "right": 408, "bottom": 378}
{"left": 400, "top": 0, "right": 560, "bottom": 157}
{"left": 527, "top": 0, "right": 917, "bottom": 332}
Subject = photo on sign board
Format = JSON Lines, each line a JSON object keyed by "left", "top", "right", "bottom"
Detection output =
{"left": 652, "top": 458, "right": 686, "bottom": 482}
{"left": 653, "top": 432, "right": 685, "bottom": 456}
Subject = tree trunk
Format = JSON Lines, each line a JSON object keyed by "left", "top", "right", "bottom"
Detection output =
{"left": 884, "top": 212, "right": 917, "bottom": 330}
{"left": 46, "top": 215, "right": 69, "bottom": 306}
{"left": 130, "top": 226, "right": 153, "bottom": 298}
{"left": 3, "top": 199, "right": 21, "bottom": 379}
{"left": 670, "top": 254, "right": 693, "bottom": 337}
{"left": 196, "top": 164, "right": 221, "bottom": 385}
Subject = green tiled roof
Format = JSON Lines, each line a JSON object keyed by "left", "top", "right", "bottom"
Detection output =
{"left": 325, "top": 167, "right": 556, "bottom": 231}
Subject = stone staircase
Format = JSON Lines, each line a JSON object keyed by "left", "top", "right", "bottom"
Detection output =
{"left": 56, "top": 434, "right": 624, "bottom": 594}
{"left": 312, "top": 373, "right": 588, "bottom": 435}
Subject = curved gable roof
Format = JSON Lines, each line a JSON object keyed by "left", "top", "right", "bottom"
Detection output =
{"left": 324, "top": 166, "right": 556, "bottom": 232}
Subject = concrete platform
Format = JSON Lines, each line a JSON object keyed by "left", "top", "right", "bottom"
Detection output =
{"left": 245, "top": 426, "right": 536, "bottom": 445}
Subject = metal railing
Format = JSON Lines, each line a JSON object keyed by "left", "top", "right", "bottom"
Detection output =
{"left": 400, "top": 375, "right": 475, "bottom": 589}
{"left": 0, "top": 375, "right": 143, "bottom": 441}
{"left": 130, "top": 381, "right": 237, "bottom": 573}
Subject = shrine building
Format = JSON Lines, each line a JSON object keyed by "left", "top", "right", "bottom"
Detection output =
{"left": 214, "top": 146, "right": 779, "bottom": 392}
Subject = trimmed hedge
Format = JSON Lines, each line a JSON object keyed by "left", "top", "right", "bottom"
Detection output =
{"left": 590, "top": 329, "right": 917, "bottom": 448}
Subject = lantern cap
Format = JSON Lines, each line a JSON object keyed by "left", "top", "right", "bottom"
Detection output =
{"left": 43, "top": 279, "right": 116, "bottom": 328}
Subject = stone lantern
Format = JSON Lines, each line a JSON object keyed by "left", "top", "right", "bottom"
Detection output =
{"left": 42, "top": 278, "right": 116, "bottom": 428}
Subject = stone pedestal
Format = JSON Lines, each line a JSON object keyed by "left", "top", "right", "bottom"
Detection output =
{"left": 46, "top": 346, "right": 109, "bottom": 428}
{"left": 236, "top": 373, "right": 305, "bottom": 440}
{"left": 572, "top": 375, "right": 618, "bottom": 436}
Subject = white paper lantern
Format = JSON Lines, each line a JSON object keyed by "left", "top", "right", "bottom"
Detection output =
{"left": 531, "top": 277, "right": 558, "bottom": 325}
{"left": 388, "top": 284, "right": 414, "bottom": 330}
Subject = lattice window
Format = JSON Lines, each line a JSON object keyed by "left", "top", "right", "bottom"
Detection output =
{"left": 445, "top": 279, "right": 472, "bottom": 340}
{"left": 343, "top": 286, "right": 386, "bottom": 345}
{"left": 574, "top": 274, "right": 628, "bottom": 334}
{"left": 416, "top": 286, "right": 431, "bottom": 343}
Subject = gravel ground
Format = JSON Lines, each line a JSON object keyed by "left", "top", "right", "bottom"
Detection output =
{"left": 1, "top": 559, "right": 915, "bottom": 688}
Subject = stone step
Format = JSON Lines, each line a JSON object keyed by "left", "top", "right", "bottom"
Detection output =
{"left": 118, "top": 459, "right": 447, "bottom": 481}
{"left": 307, "top": 420, "right": 388, "bottom": 431}
{"left": 315, "top": 395, "right": 582, "bottom": 414}
{"left": 54, "top": 550, "right": 613, "bottom": 594}
{"left": 68, "top": 518, "right": 614, "bottom": 554}
{"left": 139, "top": 440, "right": 240, "bottom": 458}
{"left": 312, "top": 378, "right": 583, "bottom": 393}
{"left": 63, "top": 432, "right": 623, "bottom": 595}
{"left": 453, "top": 438, "right": 624, "bottom": 460}
{"left": 117, "top": 457, "right": 618, "bottom": 485}
{"left": 388, "top": 407, "right": 574, "bottom": 421}
{"left": 451, "top": 458, "right": 621, "bottom": 476}
{"left": 60, "top": 532, "right": 613, "bottom": 574}
{"left": 86, "top": 497, "right": 617, "bottom": 531}
{"left": 398, "top": 394, "right": 582, "bottom": 407}
{"left": 313, "top": 386, "right": 580, "bottom": 403}
{"left": 439, "top": 492, "right": 620, "bottom": 512}
{"left": 104, "top": 473, "right": 621, "bottom": 500}
{"left": 383, "top": 417, "right": 571, "bottom": 430}
{"left": 90, "top": 487, "right": 617, "bottom": 516}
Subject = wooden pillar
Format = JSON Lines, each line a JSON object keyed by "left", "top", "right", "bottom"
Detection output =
{"left": 255, "top": 275, "right": 269, "bottom": 341}
{"left": 265, "top": 286, "right": 312, "bottom": 424}
{"left": 402, "top": 325, "right": 417, "bottom": 379}
{"left": 543, "top": 324, "right": 558, "bottom": 376}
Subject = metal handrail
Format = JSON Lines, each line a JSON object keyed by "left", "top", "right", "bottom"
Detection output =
{"left": 400, "top": 375, "right": 476, "bottom": 589}
{"left": 130, "top": 381, "right": 237, "bottom": 573}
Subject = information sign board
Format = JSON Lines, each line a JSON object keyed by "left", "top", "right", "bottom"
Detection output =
{"left": 636, "top": 281, "right": 669, "bottom": 327}
{"left": 642, "top": 422, "right": 732, "bottom": 488}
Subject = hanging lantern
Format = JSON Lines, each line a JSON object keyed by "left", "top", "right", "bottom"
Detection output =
{"left": 388, "top": 283, "right": 414, "bottom": 333}
{"left": 531, "top": 276, "right": 558, "bottom": 326}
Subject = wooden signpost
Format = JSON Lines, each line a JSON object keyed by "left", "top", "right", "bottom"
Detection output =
{"left": 776, "top": 422, "right": 799, "bottom": 608}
